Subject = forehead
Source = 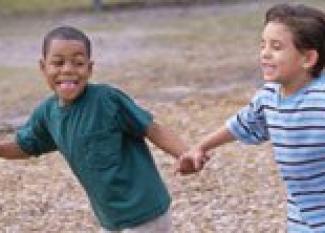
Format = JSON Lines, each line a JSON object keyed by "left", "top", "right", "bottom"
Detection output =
{"left": 262, "top": 22, "right": 294, "bottom": 42}
{"left": 47, "top": 39, "right": 88, "bottom": 57}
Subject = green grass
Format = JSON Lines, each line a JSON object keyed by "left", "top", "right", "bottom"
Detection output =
{"left": 0, "top": 0, "right": 140, "bottom": 14}
{"left": 0, "top": 0, "right": 214, "bottom": 15}
{"left": 1, "top": 0, "right": 325, "bottom": 15}
{"left": 0, "top": 0, "right": 91, "bottom": 14}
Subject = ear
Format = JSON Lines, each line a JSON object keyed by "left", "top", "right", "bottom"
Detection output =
{"left": 39, "top": 58, "right": 46, "bottom": 74}
{"left": 88, "top": 60, "right": 94, "bottom": 78}
{"left": 302, "top": 49, "right": 318, "bottom": 70}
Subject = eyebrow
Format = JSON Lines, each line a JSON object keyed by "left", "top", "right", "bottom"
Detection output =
{"left": 261, "top": 37, "right": 283, "bottom": 43}
{"left": 50, "top": 52, "right": 87, "bottom": 58}
{"left": 270, "top": 39, "right": 282, "bottom": 44}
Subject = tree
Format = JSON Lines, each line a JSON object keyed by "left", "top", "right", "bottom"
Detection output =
{"left": 93, "top": 0, "right": 103, "bottom": 11}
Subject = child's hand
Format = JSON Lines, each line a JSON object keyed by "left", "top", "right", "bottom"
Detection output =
{"left": 175, "top": 148, "right": 210, "bottom": 175}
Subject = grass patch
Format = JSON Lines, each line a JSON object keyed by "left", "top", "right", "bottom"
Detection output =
{"left": 0, "top": 0, "right": 144, "bottom": 14}
{"left": 0, "top": 0, "right": 91, "bottom": 14}
{"left": 1, "top": 0, "right": 325, "bottom": 15}
{"left": 0, "top": 0, "right": 224, "bottom": 15}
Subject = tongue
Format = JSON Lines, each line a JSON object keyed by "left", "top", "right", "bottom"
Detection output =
{"left": 59, "top": 82, "right": 77, "bottom": 90}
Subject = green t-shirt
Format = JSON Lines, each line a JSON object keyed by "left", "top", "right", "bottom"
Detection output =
{"left": 16, "top": 84, "right": 171, "bottom": 230}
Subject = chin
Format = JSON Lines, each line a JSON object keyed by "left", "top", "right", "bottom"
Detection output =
{"left": 57, "top": 94, "right": 78, "bottom": 104}
{"left": 263, "top": 75, "right": 279, "bottom": 83}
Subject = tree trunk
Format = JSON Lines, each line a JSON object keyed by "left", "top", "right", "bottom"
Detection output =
{"left": 93, "top": 0, "right": 103, "bottom": 11}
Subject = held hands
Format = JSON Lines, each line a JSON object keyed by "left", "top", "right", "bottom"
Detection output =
{"left": 175, "top": 147, "right": 210, "bottom": 175}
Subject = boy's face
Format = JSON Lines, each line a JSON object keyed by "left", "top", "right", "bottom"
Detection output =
{"left": 259, "top": 22, "right": 308, "bottom": 85}
{"left": 40, "top": 39, "right": 93, "bottom": 105}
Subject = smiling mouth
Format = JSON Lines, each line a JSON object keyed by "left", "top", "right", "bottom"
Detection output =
{"left": 261, "top": 63, "right": 276, "bottom": 72}
{"left": 56, "top": 79, "right": 79, "bottom": 84}
{"left": 56, "top": 80, "right": 79, "bottom": 90}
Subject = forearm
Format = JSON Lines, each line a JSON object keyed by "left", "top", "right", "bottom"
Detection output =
{"left": 197, "top": 125, "right": 235, "bottom": 153}
{"left": 0, "top": 141, "right": 29, "bottom": 160}
{"left": 146, "top": 122, "right": 188, "bottom": 158}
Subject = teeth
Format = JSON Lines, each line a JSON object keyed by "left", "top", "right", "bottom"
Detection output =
{"left": 62, "top": 80, "right": 76, "bottom": 83}
{"left": 57, "top": 76, "right": 78, "bottom": 82}
{"left": 262, "top": 65, "right": 275, "bottom": 73}
{"left": 56, "top": 80, "right": 78, "bottom": 84}
{"left": 59, "top": 82, "right": 77, "bottom": 90}
{"left": 264, "top": 67, "right": 274, "bottom": 72}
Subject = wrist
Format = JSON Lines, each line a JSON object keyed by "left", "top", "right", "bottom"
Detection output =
{"left": 196, "top": 144, "right": 207, "bottom": 153}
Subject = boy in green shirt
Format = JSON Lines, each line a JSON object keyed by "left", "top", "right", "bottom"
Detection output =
{"left": 0, "top": 26, "right": 188, "bottom": 232}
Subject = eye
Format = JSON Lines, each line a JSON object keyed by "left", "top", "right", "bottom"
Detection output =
{"left": 260, "top": 41, "right": 266, "bottom": 50}
{"left": 271, "top": 41, "right": 282, "bottom": 50}
{"left": 73, "top": 57, "right": 87, "bottom": 66}
{"left": 75, "top": 61, "right": 86, "bottom": 66}
{"left": 50, "top": 60, "right": 64, "bottom": 66}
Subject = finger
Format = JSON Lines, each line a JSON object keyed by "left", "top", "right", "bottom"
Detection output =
{"left": 194, "top": 157, "right": 203, "bottom": 171}
{"left": 174, "top": 159, "right": 191, "bottom": 175}
{"left": 173, "top": 160, "right": 181, "bottom": 175}
{"left": 178, "top": 158, "right": 197, "bottom": 175}
{"left": 202, "top": 155, "right": 209, "bottom": 163}
{"left": 202, "top": 152, "right": 211, "bottom": 163}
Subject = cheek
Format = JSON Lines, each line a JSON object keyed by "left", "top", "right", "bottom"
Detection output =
{"left": 278, "top": 59, "right": 304, "bottom": 78}
{"left": 43, "top": 66, "right": 57, "bottom": 77}
{"left": 284, "top": 54, "right": 303, "bottom": 70}
{"left": 79, "top": 70, "right": 91, "bottom": 80}
{"left": 275, "top": 52, "right": 296, "bottom": 67}
{"left": 44, "top": 78, "right": 56, "bottom": 91}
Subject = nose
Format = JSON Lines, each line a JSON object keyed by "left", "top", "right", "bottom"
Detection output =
{"left": 62, "top": 61, "right": 74, "bottom": 73}
{"left": 260, "top": 45, "right": 271, "bottom": 60}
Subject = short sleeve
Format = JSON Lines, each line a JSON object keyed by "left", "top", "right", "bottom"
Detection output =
{"left": 110, "top": 88, "right": 153, "bottom": 137}
{"left": 16, "top": 105, "right": 57, "bottom": 156}
{"left": 226, "top": 90, "right": 269, "bottom": 145}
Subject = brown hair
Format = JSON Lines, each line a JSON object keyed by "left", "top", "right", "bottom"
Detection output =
{"left": 265, "top": 4, "right": 325, "bottom": 78}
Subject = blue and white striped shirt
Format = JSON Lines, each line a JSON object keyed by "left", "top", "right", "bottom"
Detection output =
{"left": 227, "top": 74, "right": 325, "bottom": 233}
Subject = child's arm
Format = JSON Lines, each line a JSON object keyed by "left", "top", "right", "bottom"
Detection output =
{"left": 145, "top": 121, "right": 188, "bottom": 159}
{"left": 195, "top": 125, "right": 235, "bottom": 153}
{"left": 177, "top": 87, "right": 271, "bottom": 175}
{"left": 176, "top": 125, "right": 235, "bottom": 174}
{"left": 0, "top": 140, "right": 29, "bottom": 160}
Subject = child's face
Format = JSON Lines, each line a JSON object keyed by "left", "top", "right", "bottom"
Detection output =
{"left": 260, "top": 22, "right": 309, "bottom": 85}
{"left": 40, "top": 39, "right": 93, "bottom": 105}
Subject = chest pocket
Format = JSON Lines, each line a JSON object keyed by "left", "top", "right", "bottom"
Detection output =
{"left": 82, "top": 130, "right": 122, "bottom": 169}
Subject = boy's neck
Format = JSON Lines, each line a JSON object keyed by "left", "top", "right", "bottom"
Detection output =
{"left": 281, "top": 74, "right": 313, "bottom": 97}
{"left": 58, "top": 99, "right": 69, "bottom": 107}
{"left": 57, "top": 84, "right": 89, "bottom": 107}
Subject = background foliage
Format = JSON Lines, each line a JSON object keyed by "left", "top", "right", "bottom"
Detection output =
{"left": 0, "top": 0, "right": 266, "bottom": 14}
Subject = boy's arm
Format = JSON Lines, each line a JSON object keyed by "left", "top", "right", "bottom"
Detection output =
{"left": 177, "top": 125, "right": 235, "bottom": 174}
{"left": 145, "top": 121, "right": 188, "bottom": 159}
{"left": 196, "top": 125, "right": 235, "bottom": 153}
{"left": 0, "top": 140, "right": 29, "bottom": 160}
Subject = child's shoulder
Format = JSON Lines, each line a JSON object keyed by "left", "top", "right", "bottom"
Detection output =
{"left": 308, "top": 73, "right": 325, "bottom": 91}
{"left": 88, "top": 83, "right": 127, "bottom": 96}
{"left": 254, "top": 83, "right": 279, "bottom": 99}
{"left": 37, "top": 94, "right": 57, "bottom": 109}
{"left": 248, "top": 83, "right": 279, "bottom": 106}
{"left": 260, "top": 83, "right": 279, "bottom": 94}
{"left": 87, "top": 83, "right": 133, "bottom": 104}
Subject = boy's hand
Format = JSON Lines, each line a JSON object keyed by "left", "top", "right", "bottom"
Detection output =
{"left": 175, "top": 147, "right": 210, "bottom": 175}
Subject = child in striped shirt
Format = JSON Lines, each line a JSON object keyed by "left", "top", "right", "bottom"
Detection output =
{"left": 177, "top": 3, "right": 325, "bottom": 233}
